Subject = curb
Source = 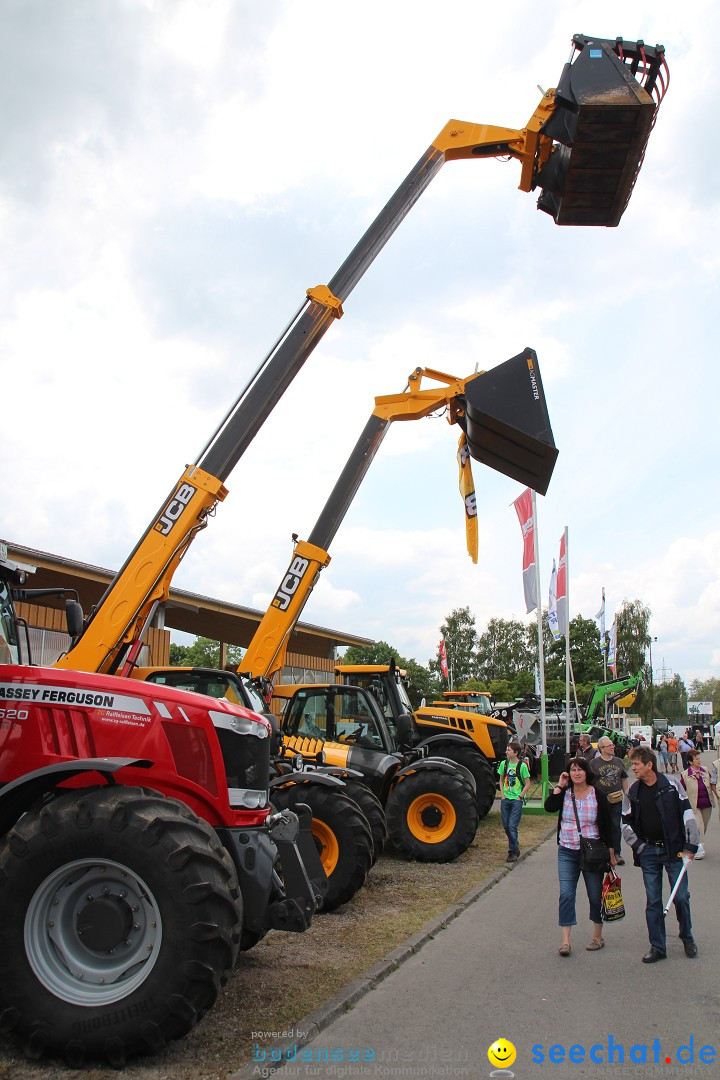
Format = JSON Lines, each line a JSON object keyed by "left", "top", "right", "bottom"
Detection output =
{"left": 229, "top": 822, "right": 557, "bottom": 1079}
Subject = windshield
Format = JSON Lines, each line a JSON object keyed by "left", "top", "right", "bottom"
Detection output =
{"left": 0, "top": 577, "right": 19, "bottom": 664}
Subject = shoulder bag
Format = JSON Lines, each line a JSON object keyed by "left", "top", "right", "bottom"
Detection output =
{"left": 570, "top": 791, "right": 611, "bottom": 873}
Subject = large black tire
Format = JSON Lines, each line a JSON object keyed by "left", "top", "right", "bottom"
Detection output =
{"left": 341, "top": 782, "right": 388, "bottom": 865}
{"left": 430, "top": 744, "right": 497, "bottom": 820}
{"left": 270, "top": 785, "right": 373, "bottom": 911}
{"left": 0, "top": 787, "right": 241, "bottom": 1067}
{"left": 386, "top": 770, "right": 478, "bottom": 862}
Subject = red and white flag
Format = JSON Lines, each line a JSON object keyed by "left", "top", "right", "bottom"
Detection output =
{"left": 438, "top": 637, "right": 449, "bottom": 679}
{"left": 556, "top": 531, "right": 568, "bottom": 638}
{"left": 513, "top": 488, "right": 536, "bottom": 613}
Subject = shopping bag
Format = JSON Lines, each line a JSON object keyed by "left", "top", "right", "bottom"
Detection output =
{"left": 601, "top": 870, "right": 625, "bottom": 922}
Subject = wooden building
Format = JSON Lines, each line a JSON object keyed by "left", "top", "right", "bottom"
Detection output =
{"left": 6, "top": 540, "right": 373, "bottom": 683}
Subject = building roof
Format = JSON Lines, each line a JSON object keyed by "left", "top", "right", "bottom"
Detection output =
{"left": 5, "top": 540, "right": 374, "bottom": 659}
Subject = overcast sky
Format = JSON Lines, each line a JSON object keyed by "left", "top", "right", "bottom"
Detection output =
{"left": 2, "top": 1, "right": 718, "bottom": 688}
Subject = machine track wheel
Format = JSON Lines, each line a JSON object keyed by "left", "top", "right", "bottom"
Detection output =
{"left": 270, "top": 786, "right": 373, "bottom": 911}
{"left": 386, "top": 770, "right": 478, "bottom": 863}
{"left": 0, "top": 786, "right": 241, "bottom": 1066}
{"left": 431, "top": 744, "right": 497, "bottom": 820}
{"left": 340, "top": 782, "right": 388, "bottom": 865}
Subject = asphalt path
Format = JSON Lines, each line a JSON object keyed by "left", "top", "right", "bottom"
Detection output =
{"left": 235, "top": 761, "right": 720, "bottom": 1080}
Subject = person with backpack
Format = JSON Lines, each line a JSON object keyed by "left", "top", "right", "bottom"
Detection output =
{"left": 499, "top": 741, "right": 531, "bottom": 863}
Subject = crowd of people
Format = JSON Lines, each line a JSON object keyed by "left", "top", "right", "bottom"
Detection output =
{"left": 497, "top": 729, "right": 719, "bottom": 963}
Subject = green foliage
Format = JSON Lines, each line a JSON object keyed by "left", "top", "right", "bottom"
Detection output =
{"left": 169, "top": 636, "right": 244, "bottom": 669}
{"left": 341, "top": 641, "right": 399, "bottom": 665}
{"left": 651, "top": 673, "right": 688, "bottom": 723}
{"left": 688, "top": 676, "right": 720, "bottom": 716}
{"left": 477, "top": 617, "right": 532, "bottom": 682}
{"left": 545, "top": 615, "right": 603, "bottom": 686}
{"left": 430, "top": 607, "right": 478, "bottom": 686}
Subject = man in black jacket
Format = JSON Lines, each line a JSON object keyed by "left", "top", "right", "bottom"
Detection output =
{"left": 622, "top": 747, "right": 699, "bottom": 963}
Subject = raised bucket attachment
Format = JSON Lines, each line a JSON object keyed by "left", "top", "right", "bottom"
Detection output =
{"left": 535, "top": 35, "right": 668, "bottom": 227}
{"left": 460, "top": 348, "right": 558, "bottom": 496}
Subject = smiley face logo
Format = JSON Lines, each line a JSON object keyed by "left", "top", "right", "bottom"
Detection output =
{"left": 488, "top": 1038, "right": 517, "bottom": 1069}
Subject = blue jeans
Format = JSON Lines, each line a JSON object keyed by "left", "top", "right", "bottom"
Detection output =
{"left": 639, "top": 845, "right": 693, "bottom": 953}
{"left": 501, "top": 798, "right": 523, "bottom": 855}
{"left": 557, "top": 845, "right": 603, "bottom": 927}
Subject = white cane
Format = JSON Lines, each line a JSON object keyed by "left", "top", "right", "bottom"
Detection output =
{"left": 663, "top": 854, "right": 691, "bottom": 916}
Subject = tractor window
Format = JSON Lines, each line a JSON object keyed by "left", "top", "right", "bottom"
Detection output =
{"left": 284, "top": 690, "right": 328, "bottom": 741}
{"left": 332, "top": 688, "right": 384, "bottom": 750}
{"left": 0, "top": 578, "right": 19, "bottom": 665}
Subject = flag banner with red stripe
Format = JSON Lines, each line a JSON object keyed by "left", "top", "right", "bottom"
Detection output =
{"left": 513, "top": 487, "right": 536, "bottom": 613}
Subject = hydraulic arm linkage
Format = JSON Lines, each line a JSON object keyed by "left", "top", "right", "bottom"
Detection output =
{"left": 242, "top": 349, "right": 557, "bottom": 683}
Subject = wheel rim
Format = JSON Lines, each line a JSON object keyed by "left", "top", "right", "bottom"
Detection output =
{"left": 24, "top": 857, "right": 162, "bottom": 1006}
{"left": 311, "top": 820, "right": 340, "bottom": 876}
{"left": 406, "top": 793, "right": 457, "bottom": 843}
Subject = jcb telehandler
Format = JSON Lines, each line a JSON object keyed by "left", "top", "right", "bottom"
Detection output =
{"left": 1, "top": 31, "right": 667, "bottom": 1063}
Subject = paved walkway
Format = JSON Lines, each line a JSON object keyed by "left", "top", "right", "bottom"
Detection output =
{"left": 235, "top": 760, "right": 720, "bottom": 1080}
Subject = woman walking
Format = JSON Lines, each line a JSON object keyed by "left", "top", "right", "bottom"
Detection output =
{"left": 544, "top": 757, "right": 616, "bottom": 956}
{"left": 681, "top": 748, "right": 715, "bottom": 859}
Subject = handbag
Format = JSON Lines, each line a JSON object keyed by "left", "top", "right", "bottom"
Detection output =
{"left": 606, "top": 789, "right": 624, "bottom": 804}
{"left": 601, "top": 869, "right": 626, "bottom": 921}
{"left": 570, "top": 792, "right": 611, "bottom": 873}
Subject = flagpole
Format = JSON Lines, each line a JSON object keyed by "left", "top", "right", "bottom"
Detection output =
{"left": 564, "top": 526, "right": 571, "bottom": 756}
{"left": 532, "top": 490, "right": 547, "bottom": 763}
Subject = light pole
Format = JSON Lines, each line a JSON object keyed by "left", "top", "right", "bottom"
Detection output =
{"left": 648, "top": 635, "right": 657, "bottom": 721}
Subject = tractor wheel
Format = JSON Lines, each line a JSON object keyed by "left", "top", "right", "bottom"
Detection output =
{"left": 340, "top": 782, "right": 388, "bottom": 865}
{"left": 431, "top": 744, "right": 497, "bottom": 820}
{"left": 270, "top": 785, "right": 373, "bottom": 911}
{"left": 0, "top": 787, "right": 241, "bottom": 1067}
{"left": 386, "top": 770, "right": 478, "bottom": 863}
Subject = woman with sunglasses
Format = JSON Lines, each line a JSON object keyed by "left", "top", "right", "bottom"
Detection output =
{"left": 545, "top": 756, "right": 616, "bottom": 956}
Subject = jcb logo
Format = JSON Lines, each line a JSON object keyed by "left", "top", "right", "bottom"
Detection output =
{"left": 154, "top": 483, "right": 197, "bottom": 536}
{"left": 272, "top": 556, "right": 310, "bottom": 612}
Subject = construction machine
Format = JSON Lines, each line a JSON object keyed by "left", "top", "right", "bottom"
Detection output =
{"left": 0, "top": 31, "right": 668, "bottom": 1062}
{"left": 277, "top": 680, "right": 479, "bottom": 863}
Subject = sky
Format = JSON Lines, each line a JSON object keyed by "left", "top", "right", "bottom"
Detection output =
{"left": 2, "top": 0, "right": 719, "bottom": 689}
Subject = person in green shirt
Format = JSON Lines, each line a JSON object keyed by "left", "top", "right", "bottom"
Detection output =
{"left": 498, "top": 740, "right": 532, "bottom": 863}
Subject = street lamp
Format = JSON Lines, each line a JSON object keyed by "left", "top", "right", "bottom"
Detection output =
{"left": 648, "top": 635, "right": 657, "bottom": 721}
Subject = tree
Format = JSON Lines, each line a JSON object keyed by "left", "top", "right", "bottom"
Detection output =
{"left": 432, "top": 607, "right": 478, "bottom": 686}
{"left": 169, "top": 636, "right": 244, "bottom": 668}
{"left": 477, "top": 617, "right": 532, "bottom": 683}
{"left": 338, "top": 641, "right": 441, "bottom": 708}
{"left": 615, "top": 599, "right": 652, "bottom": 719}
{"left": 545, "top": 614, "right": 604, "bottom": 697}
{"left": 653, "top": 674, "right": 688, "bottom": 724}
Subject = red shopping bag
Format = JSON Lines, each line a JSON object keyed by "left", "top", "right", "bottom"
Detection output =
{"left": 601, "top": 869, "right": 625, "bottom": 922}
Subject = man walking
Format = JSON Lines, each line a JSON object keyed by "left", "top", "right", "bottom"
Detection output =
{"left": 577, "top": 733, "right": 596, "bottom": 762}
{"left": 622, "top": 747, "right": 699, "bottom": 963}
{"left": 591, "top": 737, "right": 629, "bottom": 864}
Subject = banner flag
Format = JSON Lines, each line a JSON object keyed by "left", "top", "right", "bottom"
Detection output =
{"left": 596, "top": 588, "right": 606, "bottom": 652}
{"left": 607, "top": 618, "right": 617, "bottom": 675}
{"left": 438, "top": 637, "right": 449, "bottom": 679}
{"left": 513, "top": 487, "right": 536, "bottom": 613}
{"left": 548, "top": 560, "right": 560, "bottom": 640}
{"left": 457, "top": 434, "right": 478, "bottom": 564}
{"left": 556, "top": 531, "right": 568, "bottom": 638}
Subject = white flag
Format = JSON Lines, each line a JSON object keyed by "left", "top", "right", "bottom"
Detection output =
{"left": 534, "top": 663, "right": 541, "bottom": 696}
{"left": 596, "top": 588, "right": 606, "bottom": 653}
{"left": 548, "top": 560, "right": 560, "bottom": 641}
{"left": 607, "top": 618, "right": 617, "bottom": 674}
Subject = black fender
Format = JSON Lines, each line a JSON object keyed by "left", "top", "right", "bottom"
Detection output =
{"left": 0, "top": 757, "right": 152, "bottom": 836}
{"left": 417, "top": 732, "right": 490, "bottom": 759}
{"left": 394, "top": 755, "right": 476, "bottom": 792}
{"left": 269, "top": 770, "right": 346, "bottom": 793}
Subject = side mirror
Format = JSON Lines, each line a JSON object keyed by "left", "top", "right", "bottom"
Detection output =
{"left": 65, "top": 599, "right": 85, "bottom": 640}
{"left": 396, "top": 712, "right": 414, "bottom": 749}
